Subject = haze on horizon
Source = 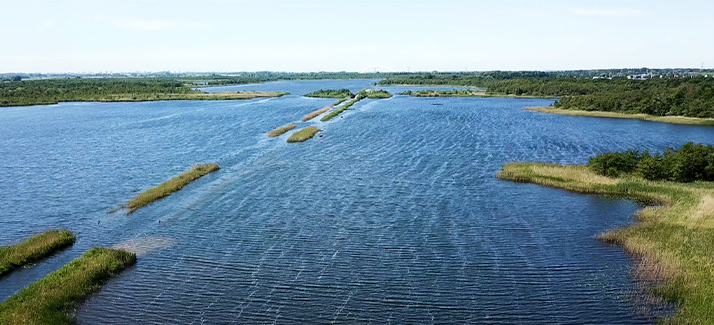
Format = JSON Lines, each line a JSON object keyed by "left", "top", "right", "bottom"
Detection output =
{"left": 1, "top": 0, "right": 712, "bottom": 73}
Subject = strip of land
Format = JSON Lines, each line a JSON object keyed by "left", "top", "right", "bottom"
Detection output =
{"left": 0, "top": 247, "right": 136, "bottom": 325}
{"left": 399, "top": 89, "right": 552, "bottom": 99}
{"left": 302, "top": 98, "right": 351, "bottom": 122}
{"left": 524, "top": 106, "right": 714, "bottom": 126}
{"left": 321, "top": 95, "right": 365, "bottom": 122}
{"left": 268, "top": 124, "right": 297, "bottom": 137}
{"left": 497, "top": 162, "right": 714, "bottom": 324}
{"left": 0, "top": 230, "right": 75, "bottom": 277}
{"left": 287, "top": 126, "right": 321, "bottom": 143}
{"left": 127, "top": 164, "right": 220, "bottom": 213}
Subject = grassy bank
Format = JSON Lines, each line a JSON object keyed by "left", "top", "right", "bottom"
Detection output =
{"left": 304, "top": 89, "right": 354, "bottom": 98}
{"left": 0, "top": 230, "right": 76, "bottom": 277}
{"left": 127, "top": 164, "right": 220, "bottom": 213}
{"left": 525, "top": 106, "right": 714, "bottom": 126}
{"left": 399, "top": 89, "right": 552, "bottom": 99}
{"left": 321, "top": 95, "right": 365, "bottom": 122}
{"left": 0, "top": 247, "right": 136, "bottom": 325}
{"left": 268, "top": 124, "right": 296, "bottom": 137}
{"left": 497, "top": 162, "right": 714, "bottom": 324}
{"left": 287, "top": 126, "right": 321, "bottom": 143}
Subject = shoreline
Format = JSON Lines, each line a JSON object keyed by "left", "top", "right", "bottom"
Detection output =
{"left": 497, "top": 162, "right": 714, "bottom": 324}
{"left": 525, "top": 106, "right": 714, "bottom": 126}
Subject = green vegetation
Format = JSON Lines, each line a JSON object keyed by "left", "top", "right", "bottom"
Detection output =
{"left": 127, "top": 164, "right": 220, "bottom": 213}
{"left": 302, "top": 98, "right": 353, "bottom": 122}
{"left": 304, "top": 89, "right": 354, "bottom": 98}
{"left": 0, "top": 78, "right": 287, "bottom": 107}
{"left": 268, "top": 124, "right": 296, "bottom": 137}
{"left": 524, "top": 107, "right": 714, "bottom": 126}
{"left": 287, "top": 126, "right": 321, "bottom": 143}
{"left": 0, "top": 247, "right": 136, "bottom": 325}
{"left": 497, "top": 162, "right": 714, "bottom": 324}
{"left": 381, "top": 73, "right": 714, "bottom": 119}
{"left": 320, "top": 95, "right": 365, "bottom": 122}
{"left": 364, "top": 89, "right": 392, "bottom": 99}
{"left": 588, "top": 143, "right": 714, "bottom": 182}
{"left": 0, "top": 230, "right": 75, "bottom": 277}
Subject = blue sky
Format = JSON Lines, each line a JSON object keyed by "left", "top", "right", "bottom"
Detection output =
{"left": 1, "top": 0, "right": 712, "bottom": 73}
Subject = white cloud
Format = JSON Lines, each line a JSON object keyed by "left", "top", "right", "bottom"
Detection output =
{"left": 570, "top": 9, "right": 644, "bottom": 17}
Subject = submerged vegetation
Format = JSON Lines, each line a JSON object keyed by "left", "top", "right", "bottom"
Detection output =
{"left": 497, "top": 161, "right": 714, "bottom": 324}
{"left": 304, "top": 89, "right": 354, "bottom": 98}
{"left": 127, "top": 164, "right": 220, "bottom": 213}
{"left": 287, "top": 126, "right": 321, "bottom": 143}
{"left": 0, "top": 247, "right": 136, "bottom": 325}
{"left": 0, "top": 230, "right": 75, "bottom": 277}
{"left": 267, "top": 124, "right": 297, "bottom": 137}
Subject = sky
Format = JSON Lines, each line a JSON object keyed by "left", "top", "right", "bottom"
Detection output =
{"left": 1, "top": 0, "right": 712, "bottom": 73}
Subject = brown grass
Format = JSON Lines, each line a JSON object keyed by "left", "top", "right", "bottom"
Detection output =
{"left": 287, "top": 126, "right": 321, "bottom": 143}
{"left": 524, "top": 106, "right": 714, "bottom": 126}
{"left": 302, "top": 105, "right": 333, "bottom": 122}
{"left": 268, "top": 124, "right": 297, "bottom": 137}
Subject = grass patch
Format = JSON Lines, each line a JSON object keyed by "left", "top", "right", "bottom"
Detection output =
{"left": 304, "top": 89, "right": 354, "bottom": 98}
{"left": 0, "top": 230, "right": 75, "bottom": 277}
{"left": 0, "top": 247, "right": 136, "bottom": 325}
{"left": 302, "top": 98, "right": 351, "bottom": 122}
{"left": 127, "top": 164, "right": 220, "bottom": 213}
{"left": 320, "top": 95, "right": 365, "bottom": 122}
{"left": 497, "top": 162, "right": 714, "bottom": 324}
{"left": 524, "top": 106, "right": 714, "bottom": 126}
{"left": 287, "top": 126, "right": 321, "bottom": 143}
{"left": 364, "top": 89, "right": 392, "bottom": 99}
{"left": 267, "top": 124, "right": 296, "bottom": 137}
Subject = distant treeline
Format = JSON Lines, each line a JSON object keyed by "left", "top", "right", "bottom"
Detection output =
{"left": 304, "top": 89, "right": 354, "bottom": 98}
{"left": 588, "top": 142, "right": 714, "bottom": 182}
{"left": 380, "top": 74, "right": 714, "bottom": 118}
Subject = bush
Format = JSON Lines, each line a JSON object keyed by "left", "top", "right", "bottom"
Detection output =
{"left": 588, "top": 150, "right": 641, "bottom": 177}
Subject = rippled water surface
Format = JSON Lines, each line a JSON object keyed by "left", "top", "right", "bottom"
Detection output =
{"left": 2, "top": 80, "right": 713, "bottom": 324}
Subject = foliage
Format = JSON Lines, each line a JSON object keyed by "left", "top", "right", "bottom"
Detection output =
{"left": 304, "top": 89, "right": 354, "bottom": 98}
{"left": 364, "top": 89, "right": 392, "bottom": 99}
{"left": 127, "top": 164, "right": 220, "bottom": 213}
{"left": 0, "top": 230, "right": 75, "bottom": 276}
{"left": 588, "top": 143, "right": 714, "bottom": 182}
{"left": 267, "top": 124, "right": 296, "bottom": 137}
{"left": 320, "top": 94, "right": 365, "bottom": 121}
{"left": 287, "top": 126, "right": 321, "bottom": 143}
{"left": 0, "top": 247, "right": 136, "bottom": 325}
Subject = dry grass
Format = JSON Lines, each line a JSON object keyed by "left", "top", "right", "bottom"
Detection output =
{"left": 0, "top": 247, "right": 136, "bottom": 325}
{"left": 0, "top": 230, "right": 75, "bottom": 277}
{"left": 268, "top": 124, "right": 296, "bottom": 137}
{"left": 127, "top": 164, "right": 219, "bottom": 213}
{"left": 287, "top": 126, "right": 321, "bottom": 143}
{"left": 524, "top": 106, "right": 714, "bottom": 126}
{"left": 498, "top": 162, "right": 714, "bottom": 324}
{"left": 302, "top": 106, "right": 333, "bottom": 122}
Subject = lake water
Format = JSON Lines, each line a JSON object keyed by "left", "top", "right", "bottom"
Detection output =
{"left": 1, "top": 79, "right": 713, "bottom": 324}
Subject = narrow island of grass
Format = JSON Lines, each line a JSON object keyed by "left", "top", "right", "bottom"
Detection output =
{"left": 497, "top": 144, "right": 714, "bottom": 324}
{"left": 320, "top": 95, "right": 367, "bottom": 122}
{"left": 0, "top": 230, "right": 76, "bottom": 277}
{"left": 0, "top": 247, "right": 136, "bottom": 325}
{"left": 287, "top": 126, "right": 321, "bottom": 143}
{"left": 268, "top": 124, "right": 297, "bottom": 137}
{"left": 524, "top": 106, "right": 714, "bottom": 127}
{"left": 127, "top": 164, "right": 220, "bottom": 213}
{"left": 304, "top": 89, "right": 354, "bottom": 98}
{"left": 302, "top": 98, "right": 351, "bottom": 122}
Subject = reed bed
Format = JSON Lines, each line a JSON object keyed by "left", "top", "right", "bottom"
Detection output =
{"left": 524, "top": 106, "right": 714, "bottom": 126}
{"left": 0, "top": 247, "right": 136, "bottom": 325}
{"left": 287, "top": 126, "right": 321, "bottom": 143}
{"left": 320, "top": 96, "right": 364, "bottom": 122}
{"left": 302, "top": 106, "right": 333, "bottom": 122}
{"left": 497, "top": 162, "right": 714, "bottom": 324}
{"left": 0, "top": 230, "right": 75, "bottom": 277}
{"left": 268, "top": 124, "right": 296, "bottom": 137}
{"left": 127, "top": 164, "right": 220, "bottom": 213}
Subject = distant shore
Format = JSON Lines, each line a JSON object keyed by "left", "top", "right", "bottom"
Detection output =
{"left": 524, "top": 106, "right": 714, "bottom": 126}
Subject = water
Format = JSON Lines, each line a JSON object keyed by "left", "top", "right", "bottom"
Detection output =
{"left": 1, "top": 79, "right": 712, "bottom": 324}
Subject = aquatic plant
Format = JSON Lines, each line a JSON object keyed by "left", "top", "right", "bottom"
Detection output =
{"left": 0, "top": 247, "right": 136, "bottom": 325}
{"left": 127, "top": 164, "right": 220, "bottom": 213}
{"left": 497, "top": 162, "right": 714, "bottom": 324}
{"left": 287, "top": 126, "right": 321, "bottom": 143}
{"left": 0, "top": 230, "right": 75, "bottom": 277}
{"left": 268, "top": 124, "right": 296, "bottom": 137}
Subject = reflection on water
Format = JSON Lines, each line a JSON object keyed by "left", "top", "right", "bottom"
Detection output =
{"left": 1, "top": 80, "right": 712, "bottom": 324}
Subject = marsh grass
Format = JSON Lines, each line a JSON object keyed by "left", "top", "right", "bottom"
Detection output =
{"left": 0, "top": 230, "right": 75, "bottom": 277}
{"left": 0, "top": 247, "right": 136, "bottom": 325}
{"left": 497, "top": 162, "right": 714, "bottom": 324}
{"left": 287, "top": 126, "right": 321, "bottom": 143}
{"left": 321, "top": 96, "right": 365, "bottom": 122}
{"left": 268, "top": 124, "right": 296, "bottom": 137}
{"left": 127, "top": 164, "right": 219, "bottom": 213}
{"left": 525, "top": 106, "right": 714, "bottom": 127}
{"left": 302, "top": 106, "right": 333, "bottom": 122}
